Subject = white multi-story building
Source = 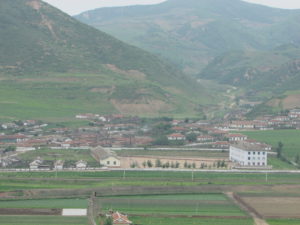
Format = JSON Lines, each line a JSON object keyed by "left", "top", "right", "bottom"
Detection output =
{"left": 230, "top": 142, "right": 270, "bottom": 167}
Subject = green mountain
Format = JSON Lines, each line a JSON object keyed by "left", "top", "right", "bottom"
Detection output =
{"left": 0, "top": 0, "right": 222, "bottom": 121}
{"left": 200, "top": 44, "right": 300, "bottom": 96}
{"left": 76, "top": 0, "right": 300, "bottom": 75}
{"left": 199, "top": 44, "right": 300, "bottom": 118}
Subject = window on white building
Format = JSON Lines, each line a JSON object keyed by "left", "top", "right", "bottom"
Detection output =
{"left": 253, "top": 152, "right": 256, "bottom": 155}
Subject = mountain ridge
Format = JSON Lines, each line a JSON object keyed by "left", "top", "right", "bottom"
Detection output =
{"left": 0, "top": 0, "right": 222, "bottom": 121}
{"left": 76, "top": 0, "right": 300, "bottom": 75}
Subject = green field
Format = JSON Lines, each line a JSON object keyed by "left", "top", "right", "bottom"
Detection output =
{"left": 97, "top": 194, "right": 246, "bottom": 216}
{"left": 0, "top": 216, "right": 89, "bottom": 225}
{"left": 268, "top": 219, "right": 300, "bottom": 225}
{"left": 268, "top": 156, "right": 297, "bottom": 170}
{"left": 0, "top": 199, "right": 87, "bottom": 209}
{"left": 241, "top": 130, "right": 300, "bottom": 160}
{"left": 1, "top": 171, "right": 300, "bottom": 192}
{"left": 130, "top": 216, "right": 253, "bottom": 225}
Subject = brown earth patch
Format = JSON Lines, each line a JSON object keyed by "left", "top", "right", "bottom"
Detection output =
{"left": 90, "top": 86, "right": 115, "bottom": 94}
{"left": 282, "top": 94, "right": 300, "bottom": 109}
{"left": 111, "top": 99, "right": 173, "bottom": 114}
{"left": 242, "top": 196, "right": 300, "bottom": 218}
{"left": 26, "top": 0, "right": 41, "bottom": 10}
{"left": 0, "top": 208, "right": 61, "bottom": 215}
{"left": 106, "top": 64, "right": 146, "bottom": 80}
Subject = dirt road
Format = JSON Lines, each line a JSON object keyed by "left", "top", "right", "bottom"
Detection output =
{"left": 226, "top": 192, "right": 269, "bottom": 225}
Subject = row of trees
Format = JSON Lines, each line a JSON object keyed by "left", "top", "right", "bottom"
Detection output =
{"left": 130, "top": 159, "right": 227, "bottom": 169}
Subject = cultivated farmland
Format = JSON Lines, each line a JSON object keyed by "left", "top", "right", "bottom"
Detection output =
{"left": 0, "top": 216, "right": 89, "bottom": 225}
{"left": 97, "top": 194, "right": 246, "bottom": 217}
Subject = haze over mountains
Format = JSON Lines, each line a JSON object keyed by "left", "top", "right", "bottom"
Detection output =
{"left": 2, "top": 0, "right": 300, "bottom": 121}
{"left": 0, "top": 0, "right": 219, "bottom": 120}
{"left": 76, "top": 0, "right": 300, "bottom": 113}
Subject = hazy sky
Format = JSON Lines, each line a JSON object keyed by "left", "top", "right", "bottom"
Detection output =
{"left": 43, "top": 0, "right": 300, "bottom": 15}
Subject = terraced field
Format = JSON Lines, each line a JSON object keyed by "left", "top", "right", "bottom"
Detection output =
{"left": 0, "top": 216, "right": 89, "bottom": 225}
{"left": 97, "top": 194, "right": 246, "bottom": 217}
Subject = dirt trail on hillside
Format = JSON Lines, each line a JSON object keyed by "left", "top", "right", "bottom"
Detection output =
{"left": 226, "top": 192, "right": 269, "bottom": 225}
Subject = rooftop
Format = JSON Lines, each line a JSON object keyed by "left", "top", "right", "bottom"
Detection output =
{"left": 231, "top": 142, "right": 271, "bottom": 151}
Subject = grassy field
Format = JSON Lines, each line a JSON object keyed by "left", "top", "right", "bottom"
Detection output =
{"left": 130, "top": 216, "right": 253, "bottom": 225}
{"left": 268, "top": 156, "right": 297, "bottom": 170}
{"left": 97, "top": 194, "right": 246, "bottom": 216}
{"left": 1, "top": 171, "right": 300, "bottom": 192}
{"left": 268, "top": 219, "right": 300, "bottom": 225}
{"left": 116, "top": 150, "right": 228, "bottom": 158}
{"left": 0, "top": 71, "right": 216, "bottom": 122}
{"left": 0, "top": 216, "right": 89, "bottom": 225}
{"left": 241, "top": 130, "right": 300, "bottom": 160}
{"left": 0, "top": 199, "right": 88, "bottom": 209}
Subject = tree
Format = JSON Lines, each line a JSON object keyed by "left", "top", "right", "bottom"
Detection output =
{"left": 155, "top": 159, "right": 162, "bottom": 168}
{"left": 104, "top": 217, "right": 113, "bottom": 225}
{"left": 184, "top": 161, "right": 188, "bottom": 168}
{"left": 295, "top": 154, "right": 300, "bottom": 164}
{"left": 147, "top": 160, "right": 153, "bottom": 168}
{"left": 165, "top": 161, "right": 170, "bottom": 168}
{"left": 276, "top": 141, "right": 284, "bottom": 158}
{"left": 4, "top": 146, "right": 16, "bottom": 153}
{"left": 152, "top": 136, "right": 169, "bottom": 146}
{"left": 186, "top": 133, "right": 197, "bottom": 142}
{"left": 142, "top": 161, "right": 146, "bottom": 168}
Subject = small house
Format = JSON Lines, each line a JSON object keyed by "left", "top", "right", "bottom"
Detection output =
{"left": 76, "top": 160, "right": 87, "bottom": 169}
{"left": 197, "top": 135, "right": 214, "bottom": 142}
{"left": 111, "top": 211, "right": 132, "bottom": 225}
{"left": 29, "top": 157, "right": 43, "bottom": 169}
{"left": 54, "top": 160, "right": 64, "bottom": 170}
{"left": 167, "top": 133, "right": 186, "bottom": 141}
{"left": 91, "top": 147, "right": 120, "bottom": 167}
{"left": 227, "top": 133, "right": 248, "bottom": 142}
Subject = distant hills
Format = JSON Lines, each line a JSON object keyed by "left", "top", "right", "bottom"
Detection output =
{"left": 76, "top": 0, "right": 300, "bottom": 116}
{"left": 76, "top": 0, "right": 300, "bottom": 75}
{"left": 201, "top": 44, "right": 300, "bottom": 95}
{"left": 0, "top": 0, "right": 221, "bottom": 121}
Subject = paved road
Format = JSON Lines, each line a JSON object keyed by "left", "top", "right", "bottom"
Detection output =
{"left": 0, "top": 167, "right": 300, "bottom": 174}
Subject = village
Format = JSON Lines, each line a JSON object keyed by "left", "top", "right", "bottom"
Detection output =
{"left": 1, "top": 109, "right": 300, "bottom": 171}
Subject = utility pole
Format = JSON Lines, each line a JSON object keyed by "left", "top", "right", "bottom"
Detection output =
{"left": 192, "top": 170, "right": 194, "bottom": 182}
{"left": 48, "top": 153, "right": 62, "bottom": 179}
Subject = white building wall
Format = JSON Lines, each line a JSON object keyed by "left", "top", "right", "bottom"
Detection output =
{"left": 100, "top": 156, "right": 121, "bottom": 167}
{"left": 230, "top": 146, "right": 268, "bottom": 166}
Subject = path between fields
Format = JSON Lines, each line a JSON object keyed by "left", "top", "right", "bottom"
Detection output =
{"left": 226, "top": 192, "right": 269, "bottom": 225}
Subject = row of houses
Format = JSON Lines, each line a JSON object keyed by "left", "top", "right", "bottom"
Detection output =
{"left": 29, "top": 158, "right": 88, "bottom": 170}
